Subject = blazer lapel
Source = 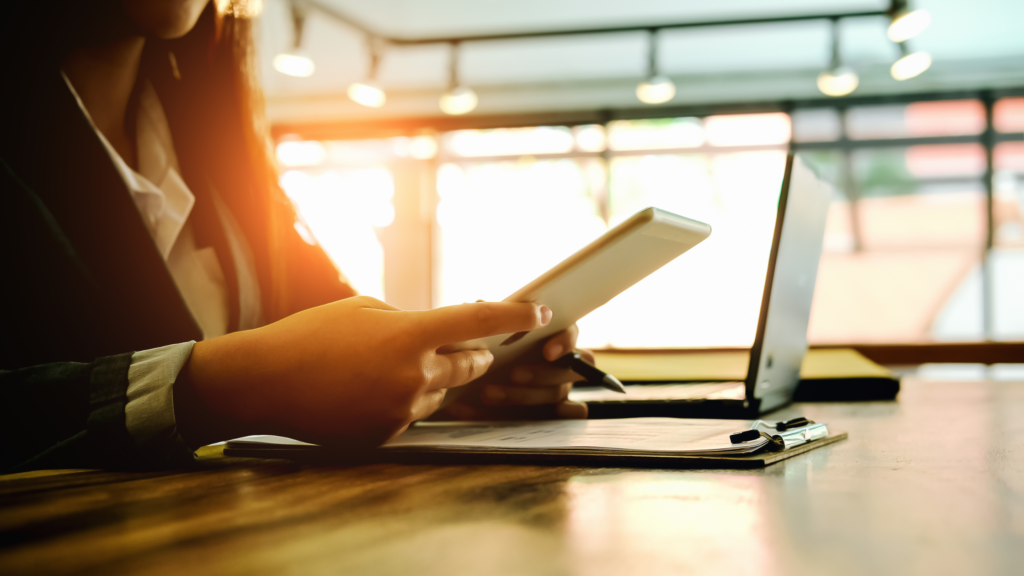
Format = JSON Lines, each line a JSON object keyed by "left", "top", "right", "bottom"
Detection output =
{"left": 6, "top": 69, "right": 202, "bottom": 358}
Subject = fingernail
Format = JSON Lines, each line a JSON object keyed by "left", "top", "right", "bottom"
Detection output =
{"left": 484, "top": 386, "right": 506, "bottom": 403}
{"left": 539, "top": 305, "right": 552, "bottom": 325}
{"left": 546, "top": 344, "right": 564, "bottom": 361}
{"left": 511, "top": 368, "right": 533, "bottom": 384}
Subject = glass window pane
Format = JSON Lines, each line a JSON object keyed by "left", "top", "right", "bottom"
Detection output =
{"left": 606, "top": 118, "right": 704, "bottom": 151}
{"left": 992, "top": 248, "right": 1024, "bottom": 340}
{"left": 799, "top": 151, "right": 855, "bottom": 252}
{"left": 279, "top": 166, "right": 394, "bottom": 300}
{"left": 846, "top": 100, "right": 985, "bottom": 140}
{"left": 904, "top": 143, "right": 987, "bottom": 178}
{"left": 791, "top": 108, "right": 841, "bottom": 143}
{"left": 809, "top": 142, "right": 989, "bottom": 344}
{"left": 435, "top": 159, "right": 605, "bottom": 307}
{"left": 995, "top": 141, "right": 1024, "bottom": 173}
{"left": 703, "top": 113, "right": 791, "bottom": 147}
{"left": 573, "top": 124, "right": 607, "bottom": 152}
{"left": 577, "top": 151, "right": 786, "bottom": 348}
{"left": 995, "top": 97, "right": 1024, "bottom": 133}
{"left": 852, "top": 145, "right": 986, "bottom": 251}
{"left": 442, "top": 127, "right": 574, "bottom": 157}
{"left": 276, "top": 137, "right": 439, "bottom": 168}
{"left": 808, "top": 250, "right": 984, "bottom": 343}
{"left": 994, "top": 143, "right": 1024, "bottom": 248}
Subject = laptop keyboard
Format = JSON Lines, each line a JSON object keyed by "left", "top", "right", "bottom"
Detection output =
{"left": 569, "top": 381, "right": 747, "bottom": 403}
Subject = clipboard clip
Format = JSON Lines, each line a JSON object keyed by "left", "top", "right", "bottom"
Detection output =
{"left": 750, "top": 417, "right": 815, "bottom": 431}
{"left": 729, "top": 417, "right": 830, "bottom": 451}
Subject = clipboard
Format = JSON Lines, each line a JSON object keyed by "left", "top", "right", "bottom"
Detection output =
{"left": 224, "top": 418, "right": 847, "bottom": 470}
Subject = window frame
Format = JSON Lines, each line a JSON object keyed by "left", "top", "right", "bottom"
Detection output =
{"left": 272, "top": 87, "right": 1024, "bottom": 365}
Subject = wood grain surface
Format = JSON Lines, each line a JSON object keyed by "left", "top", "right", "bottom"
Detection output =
{"left": 2, "top": 378, "right": 1023, "bottom": 576}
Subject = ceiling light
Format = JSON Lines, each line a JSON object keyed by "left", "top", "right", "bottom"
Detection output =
{"left": 274, "top": 52, "right": 315, "bottom": 77}
{"left": 637, "top": 29, "right": 676, "bottom": 105}
{"left": 817, "top": 68, "right": 859, "bottom": 97}
{"left": 636, "top": 76, "right": 676, "bottom": 105}
{"left": 440, "top": 86, "right": 478, "bottom": 116}
{"left": 275, "top": 4, "right": 314, "bottom": 77}
{"left": 891, "top": 49, "right": 932, "bottom": 80}
{"left": 348, "top": 38, "right": 387, "bottom": 108}
{"left": 817, "top": 18, "right": 858, "bottom": 97}
{"left": 348, "top": 81, "right": 386, "bottom": 108}
{"left": 440, "top": 42, "right": 478, "bottom": 115}
{"left": 888, "top": 7, "right": 931, "bottom": 43}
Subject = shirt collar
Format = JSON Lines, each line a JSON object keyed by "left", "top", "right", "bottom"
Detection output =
{"left": 61, "top": 72, "right": 195, "bottom": 260}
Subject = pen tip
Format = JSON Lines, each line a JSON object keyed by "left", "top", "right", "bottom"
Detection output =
{"left": 605, "top": 374, "right": 627, "bottom": 394}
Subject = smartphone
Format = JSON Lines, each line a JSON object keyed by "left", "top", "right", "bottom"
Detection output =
{"left": 444, "top": 207, "right": 712, "bottom": 370}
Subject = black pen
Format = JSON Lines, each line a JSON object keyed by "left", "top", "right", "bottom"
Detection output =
{"left": 555, "top": 351, "right": 627, "bottom": 394}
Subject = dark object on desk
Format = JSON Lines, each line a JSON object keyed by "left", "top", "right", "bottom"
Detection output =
{"left": 793, "top": 376, "right": 900, "bottom": 401}
{"left": 772, "top": 416, "right": 814, "bottom": 430}
{"left": 729, "top": 417, "right": 815, "bottom": 444}
{"left": 555, "top": 351, "right": 626, "bottom": 394}
{"left": 729, "top": 429, "right": 763, "bottom": 443}
{"left": 729, "top": 417, "right": 821, "bottom": 447}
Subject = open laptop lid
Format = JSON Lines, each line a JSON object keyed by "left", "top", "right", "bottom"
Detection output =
{"left": 744, "top": 154, "right": 832, "bottom": 412}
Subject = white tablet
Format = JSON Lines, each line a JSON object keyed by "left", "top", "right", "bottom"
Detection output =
{"left": 449, "top": 207, "right": 712, "bottom": 369}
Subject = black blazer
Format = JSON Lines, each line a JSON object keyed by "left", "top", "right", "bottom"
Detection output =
{"left": 0, "top": 69, "right": 354, "bottom": 472}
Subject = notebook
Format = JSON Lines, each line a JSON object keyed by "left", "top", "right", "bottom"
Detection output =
{"left": 579, "top": 347, "right": 901, "bottom": 402}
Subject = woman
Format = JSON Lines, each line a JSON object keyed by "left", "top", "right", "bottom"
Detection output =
{"left": 0, "top": 0, "right": 588, "bottom": 473}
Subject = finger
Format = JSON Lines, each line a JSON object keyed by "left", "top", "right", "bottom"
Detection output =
{"left": 414, "top": 302, "right": 552, "bottom": 347}
{"left": 481, "top": 382, "right": 572, "bottom": 406}
{"left": 427, "top": 349, "right": 494, "bottom": 391}
{"left": 409, "top": 389, "right": 448, "bottom": 422}
{"left": 542, "top": 324, "right": 579, "bottom": 362}
{"left": 555, "top": 400, "right": 588, "bottom": 419}
{"left": 510, "top": 363, "right": 586, "bottom": 386}
{"left": 578, "top": 348, "right": 596, "bottom": 365}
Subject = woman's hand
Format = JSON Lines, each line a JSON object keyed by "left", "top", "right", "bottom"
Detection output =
{"left": 437, "top": 324, "right": 592, "bottom": 421}
{"left": 175, "top": 297, "right": 553, "bottom": 448}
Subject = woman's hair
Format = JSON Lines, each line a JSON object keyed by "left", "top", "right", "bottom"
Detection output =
{"left": 0, "top": 0, "right": 297, "bottom": 320}
{"left": 148, "top": 2, "right": 295, "bottom": 320}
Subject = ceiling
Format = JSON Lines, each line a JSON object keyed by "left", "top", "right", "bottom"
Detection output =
{"left": 255, "top": 0, "right": 1024, "bottom": 125}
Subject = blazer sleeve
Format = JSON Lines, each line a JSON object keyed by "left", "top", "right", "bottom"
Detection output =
{"left": 0, "top": 352, "right": 196, "bottom": 474}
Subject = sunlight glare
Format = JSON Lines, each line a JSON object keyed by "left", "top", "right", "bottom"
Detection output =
{"left": 705, "top": 113, "right": 791, "bottom": 147}
{"left": 279, "top": 168, "right": 395, "bottom": 299}
{"left": 276, "top": 141, "right": 326, "bottom": 167}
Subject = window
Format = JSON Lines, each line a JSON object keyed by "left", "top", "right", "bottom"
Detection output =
{"left": 275, "top": 137, "right": 406, "bottom": 300}
{"left": 274, "top": 93, "right": 1024, "bottom": 348}
{"left": 435, "top": 116, "right": 790, "bottom": 349}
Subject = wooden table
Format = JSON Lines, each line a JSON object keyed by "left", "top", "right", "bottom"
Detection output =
{"left": 2, "top": 378, "right": 1023, "bottom": 575}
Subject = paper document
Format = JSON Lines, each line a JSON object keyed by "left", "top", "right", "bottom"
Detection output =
{"left": 230, "top": 418, "right": 771, "bottom": 456}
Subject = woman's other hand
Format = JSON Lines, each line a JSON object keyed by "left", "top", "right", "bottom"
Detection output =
{"left": 438, "top": 324, "right": 591, "bottom": 421}
{"left": 177, "top": 297, "right": 552, "bottom": 447}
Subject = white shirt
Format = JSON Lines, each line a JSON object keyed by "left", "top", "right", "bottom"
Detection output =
{"left": 63, "top": 73, "right": 261, "bottom": 447}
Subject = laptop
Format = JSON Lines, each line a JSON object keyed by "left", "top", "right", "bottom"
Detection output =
{"left": 569, "top": 154, "right": 833, "bottom": 419}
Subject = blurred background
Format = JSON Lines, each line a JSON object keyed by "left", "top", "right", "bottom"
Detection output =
{"left": 248, "top": 0, "right": 1024, "bottom": 352}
